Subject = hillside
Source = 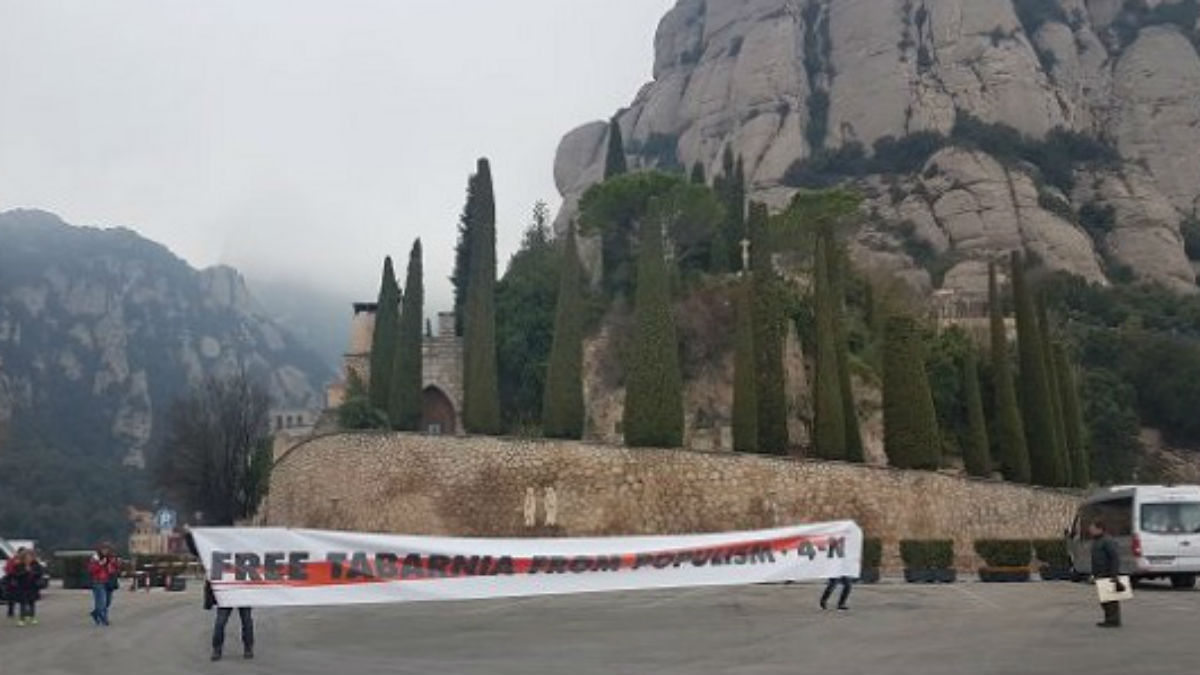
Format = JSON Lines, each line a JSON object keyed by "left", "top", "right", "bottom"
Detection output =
{"left": 0, "top": 209, "right": 332, "bottom": 548}
{"left": 555, "top": 0, "right": 1200, "bottom": 295}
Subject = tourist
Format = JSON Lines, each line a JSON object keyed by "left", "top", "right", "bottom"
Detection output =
{"left": 819, "top": 576, "right": 853, "bottom": 611}
{"left": 87, "top": 543, "right": 121, "bottom": 626}
{"left": 1089, "top": 519, "right": 1124, "bottom": 628}
{"left": 185, "top": 532, "right": 255, "bottom": 661}
{"left": 13, "top": 549, "right": 46, "bottom": 626}
{"left": 4, "top": 547, "right": 24, "bottom": 619}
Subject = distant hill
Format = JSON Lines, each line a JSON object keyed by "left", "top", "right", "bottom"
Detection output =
{"left": 246, "top": 276, "right": 352, "bottom": 372}
{"left": 0, "top": 209, "right": 333, "bottom": 549}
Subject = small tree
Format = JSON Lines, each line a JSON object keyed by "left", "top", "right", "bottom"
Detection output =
{"left": 1038, "top": 294, "right": 1071, "bottom": 485}
{"left": 623, "top": 206, "right": 684, "bottom": 448}
{"left": 830, "top": 241, "right": 864, "bottom": 462}
{"left": 1012, "top": 252, "right": 1067, "bottom": 486}
{"left": 542, "top": 227, "right": 585, "bottom": 439}
{"left": 732, "top": 280, "right": 759, "bottom": 452}
{"left": 883, "top": 315, "right": 941, "bottom": 470}
{"left": 690, "top": 161, "right": 707, "bottom": 185}
{"left": 963, "top": 346, "right": 992, "bottom": 478}
{"left": 604, "top": 116, "right": 628, "bottom": 179}
{"left": 748, "top": 202, "right": 789, "bottom": 454}
{"left": 1054, "top": 342, "right": 1090, "bottom": 487}
{"left": 989, "top": 261, "right": 1030, "bottom": 483}
{"left": 391, "top": 240, "right": 424, "bottom": 431}
{"left": 156, "top": 372, "right": 273, "bottom": 526}
{"left": 368, "top": 257, "right": 400, "bottom": 414}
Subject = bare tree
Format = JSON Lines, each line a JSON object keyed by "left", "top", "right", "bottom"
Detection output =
{"left": 155, "top": 372, "right": 273, "bottom": 526}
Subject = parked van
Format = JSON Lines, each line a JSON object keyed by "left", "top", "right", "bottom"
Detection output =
{"left": 0, "top": 538, "right": 16, "bottom": 599}
{"left": 1067, "top": 485, "right": 1200, "bottom": 589}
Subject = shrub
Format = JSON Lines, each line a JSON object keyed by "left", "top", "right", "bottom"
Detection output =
{"left": 974, "top": 539, "right": 1033, "bottom": 567}
{"left": 863, "top": 538, "right": 883, "bottom": 569}
{"left": 900, "top": 539, "right": 954, "bottom": 569}
{"left": 1033, "top": 539, "right": 1070, "bottom": 568}
{"left": 338, "top": 397, "right": 390, "bottom": 430}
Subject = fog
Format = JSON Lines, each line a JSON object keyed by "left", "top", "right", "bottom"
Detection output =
{"left": 0, "top": 0, "right": 675, "bottom": 313}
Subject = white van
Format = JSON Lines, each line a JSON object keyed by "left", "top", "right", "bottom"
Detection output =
{"left": 1067, "top": 485, "right": 1200, "bottom": 589}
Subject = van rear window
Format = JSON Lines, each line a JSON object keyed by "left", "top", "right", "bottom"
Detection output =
{"left": 1081, "top": 498, "right": 1134, "bottom": 536}
{"left": 1141, "top": 503, "right": 1200, "bottom": 534}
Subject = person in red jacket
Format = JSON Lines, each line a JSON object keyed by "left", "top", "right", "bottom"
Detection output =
{"left": 87, "top": 544, "right": 121, "bottom": 626}
{"left": 4, "top": 548, "right": 25, "bottom": 619}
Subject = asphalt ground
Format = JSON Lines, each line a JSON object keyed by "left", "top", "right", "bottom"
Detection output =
{"left": 1, "top": 579, "right": 1196, "bottom": 675}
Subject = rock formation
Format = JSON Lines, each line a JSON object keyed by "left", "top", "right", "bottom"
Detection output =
{"left": 556, "top": 0, "right": 1200, "bottom": 293}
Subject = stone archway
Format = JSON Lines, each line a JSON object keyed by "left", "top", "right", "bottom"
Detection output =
{"left": 421, "top": 386, "right": 457, "bottom": 436}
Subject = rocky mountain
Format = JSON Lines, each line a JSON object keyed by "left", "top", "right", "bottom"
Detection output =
{"left": 0, "top": 209, "right": 332, "bottom": 472}
{"left": 246, "top": 276, "right": 352, "bottom": 372}
{"left": 555, "top": 0, "right": 1200, "bottom": 295}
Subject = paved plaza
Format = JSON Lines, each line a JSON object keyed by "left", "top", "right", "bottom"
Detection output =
{"left": 2, "top": 580, "right": 1196, "bottom": 674}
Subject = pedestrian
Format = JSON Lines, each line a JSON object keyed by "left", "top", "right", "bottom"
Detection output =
{"left": 1089, "top": 519, "right": 1126, "bottom": 628}
{"left": 4, "top": 547, "right": 24, "bottom": 620}
{"left": 820, "top": 576, "right": 853, "bottom": 611}
{"left": 185, "top": 532, "right": 255, "bottom": 661}
{"left": 87, "top": 543, "right": 120, "bottom": 626}
{"left": 13, "top": 549, "right": 46, "bottom": 626}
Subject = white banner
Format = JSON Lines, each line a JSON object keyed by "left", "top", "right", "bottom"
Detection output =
{"left": 191, "top": 522, "right": 862, "bottom": 608}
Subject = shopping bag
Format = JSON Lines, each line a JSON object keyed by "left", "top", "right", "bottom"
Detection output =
{"left": 1096, "top": 576, "right": 1134, "bottom": 603}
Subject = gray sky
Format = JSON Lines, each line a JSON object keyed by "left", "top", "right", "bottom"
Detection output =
{"left": 0, "top": 0, "right": 674, "bottom": 312}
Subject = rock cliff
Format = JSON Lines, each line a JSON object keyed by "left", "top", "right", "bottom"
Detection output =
{"left": 556, "top": 0, "right": 1200, "bottom": 293}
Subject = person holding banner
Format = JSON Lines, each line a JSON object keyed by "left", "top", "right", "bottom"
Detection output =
{"left": 819, "top": 576, "right": 852, "bottom": 611}
{"left": 185, "top": 532, "right": 255, "bottom": 661}
{"left": 1088, "top": 519, "right": 1125, "bottom": 628}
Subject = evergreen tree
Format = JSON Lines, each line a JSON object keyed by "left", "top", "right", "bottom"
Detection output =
{"left": 542, "top": 227, "right": 585, "bottom": 439}
{"left": 1011, "top": 252, "right": 1067, "bottom": 486}
{"left": 830, "top": 240, "right": 864, "bottom": 462}
{"left": 463, "top": 158, "right": 502, "bottom": 434}
{"left": 604, "top": 116, "right": 628, "bottom": 179}
{"left": 714, "top": 147, "right": 747, "bottom": 273}
{"left": 1054, "top": 342, "right": 1090, "bottom": 487}
{"left": 962, "top": 346, "right": 992, "bottom": 478}
{"left": 690, "top": 161, "right": 707, "bottom": 185}
{"left": 368, "top": 256, "right": 400, "bottom": 414}
{"left": 390, "top": 240, "right": 424, "bottom": 431}
{"left": 732, "top": 279, "right": 759, "bottom": 452}
{"left": 452, "top": 169, "right": 481, "bottom": 336}
{"left": 748, "top": 202, "right": 789, "bottom": 454}
{"left": 989, "top": 261, "right": 1030, "bottom": 483}
{"left": 883, "top": 315, "right": 941, "bottom": 470}
{"left": 623, "top": 205, "right": 684, "bottom": 447}
{"left": 1038, "top": 294, "right": 1071, "bottom": 485}
{"left": 813, "top": 234, "right": 846, "bottom": 460}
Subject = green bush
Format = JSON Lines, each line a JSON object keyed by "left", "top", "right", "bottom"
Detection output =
{"left": 1033, "top": 539, "right": 1070, "bottom": 568}
{"left": 863, "top": 538, "right": 883, "bottom": 569}
{"left": 337, "top": 396, "right": 390, "bottom": 430}
{"left": 900, "top": 540, "right": 954, "bottom": 569}
{"left": 974, "top": 539, "right": 1033, "bottom": 567}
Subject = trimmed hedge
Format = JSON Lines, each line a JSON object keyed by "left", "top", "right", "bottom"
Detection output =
{"left": 900, "top": 540, "right": 954, "bottom": 569}
{"left": 974, "top": 540, "right": 1033, "bottom": 568}
{"left": 1033, "top": 539, "right": 1070, "bottom": 568}
{"left": 863, "top": 538, "right": 883, "bottom": 570}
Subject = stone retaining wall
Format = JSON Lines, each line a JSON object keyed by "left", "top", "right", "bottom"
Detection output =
{"left": 262, "top": 433, "right": 1081, "bottom": 571}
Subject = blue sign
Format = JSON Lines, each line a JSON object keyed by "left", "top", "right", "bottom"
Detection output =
{"left": 154, "top": 508, "right": 178, "bottom": 533}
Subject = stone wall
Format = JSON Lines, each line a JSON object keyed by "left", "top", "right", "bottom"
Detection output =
{"left": 263, "top": 433, "right": 1081, "bottom": 571}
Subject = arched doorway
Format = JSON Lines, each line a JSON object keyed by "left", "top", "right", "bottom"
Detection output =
{"left": 421, "top": 386, "right": 457, "bottom": 436}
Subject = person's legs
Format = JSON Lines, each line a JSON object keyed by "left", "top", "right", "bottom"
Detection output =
{"left": 212, "top": 608, "right": 232, "bottom": 659}
{"left": 6, "top": 598, "right": 15, "bottom": 618}
{"left": 820, "top": 578, "right": 837, "bottom": 609}
{"left": 238, "top": 608, "right": 255, "bottom": 658}
{"left": 1099, "top": 601, "right": 1120, "bottom": 626}
{"left": 90, "top": 584, "right": 106, "bottom": 624}
{"left": 837, "top": 577, "right": 853, "bottom": 609}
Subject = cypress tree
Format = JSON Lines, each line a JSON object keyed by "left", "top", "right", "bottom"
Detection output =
{"left": 463, "top": 158, "right": 502, "bottom": 434}
{"left": 690, "top": 161, "right": 707, "bottom": 185}
{"left": 1038, "top": 294, "right": 1071, "bottom": 486}
{"left": 390, "top": 240, "right": 424, "bottom": 431}
{"left": 882, "top": 315, "right": 941, "bottom": 470}
{"left": 604, "top": 116, "right": 628, "bottom": 179}
{"left": 749, "top": 202, "right": 789, "bottom": 454}
{"left": 963, "top": 346, "right": 992, "bottom": 478}
{"left": 1054, "top": 342, "right": 1090, "bottom": 487}
{"left": 813, "top": 234, "right": 846, "bottom": 460}
{"left": 623, "top": 206, "right": 684, "bottom": 447}
{"left": 830, "top": 240, "right": 864, "bottom": 462}
{"left": 452, "top": 170, "right": 481, "bottom": 336}
{"left": 1012, "top": 252, "right": 1066, "bottom": 487}
{"left": 368, "top": 256, "right": 400, "bottom": 414}
{"left": 989, "top": 261, "right": 1030, "bottom": 483}
{"left": 542, "top": 227, "right": 585, "bottom": 439}
{"left": 732, "top": 279, "right": 759, "bottom": 452}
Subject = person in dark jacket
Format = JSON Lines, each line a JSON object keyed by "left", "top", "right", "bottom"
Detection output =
{"left": 12, "top": 549, "right": 45, "bottom": 626}
{"left": 4, "top": 547, "right": 25, "bottom": 619}
{"left": 1089, "top": 519, "right": 1125, "bottom": 628}
{"left": 185, "top": 532, "right": 255, "bottom": 661}
{"left": 820, "top": 576, "right": 853, "bottom": 610}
